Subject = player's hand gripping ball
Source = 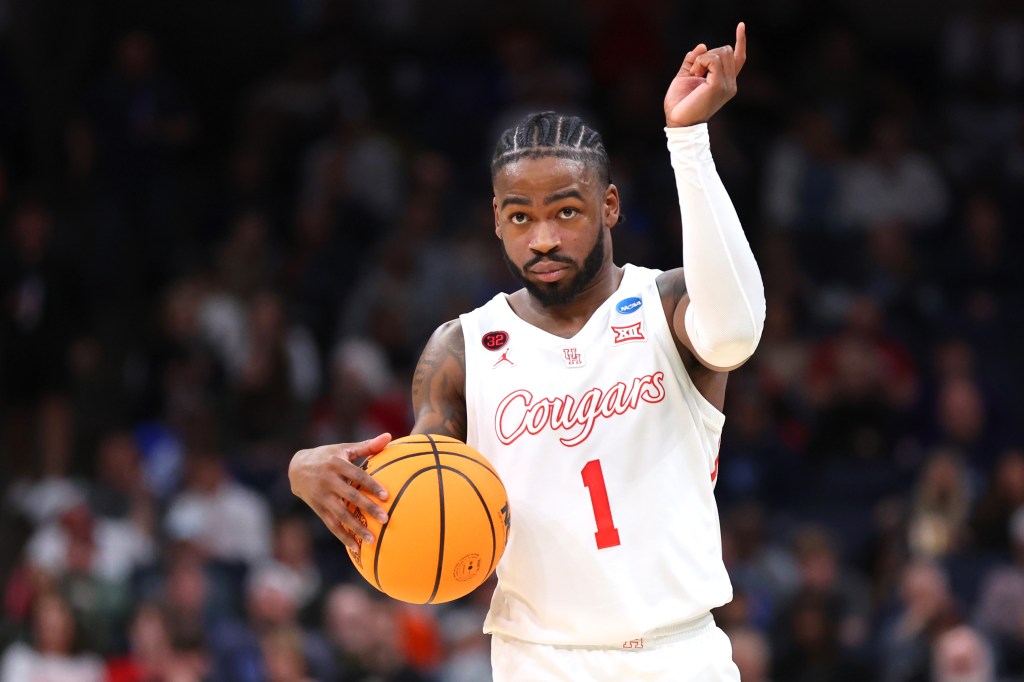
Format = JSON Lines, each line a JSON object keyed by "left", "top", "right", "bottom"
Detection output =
{"left": 346, "top": 434, "right": 510, "bottom": 604}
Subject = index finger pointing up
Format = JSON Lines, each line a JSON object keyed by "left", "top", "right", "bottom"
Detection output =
{"left": 734, "top": 22, "right": 747, "bottom": 73}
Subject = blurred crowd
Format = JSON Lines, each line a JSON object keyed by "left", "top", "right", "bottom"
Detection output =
{"left": 1, "top": 0, "right": 1023, "bottom": 680}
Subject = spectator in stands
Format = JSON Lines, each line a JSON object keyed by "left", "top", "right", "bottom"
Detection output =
{"left": 907, "top": 449, "right": 973, "bottom": 559}
{"left": 839, "top": 112, "right": 949, "bottom": 232}
{"left": 212, "top": 210, "right": 277, "bottom": 306}
{"left": 298, "top": 114, "right": 405, "bottom": 235}
{"left": 761, "top": 106, "right": 849, "bottom": 234}
{"left": 68, "top": 30, "right": 195, "bottom": 296}
{"left": 722, "top": 502, "right": 800, "bottom": 628}
{"left": 0, "top": 200, "right": 88, "bottom": 489}
{"left": 260, "top": 625, "right": 315, "bottom": 682}
{"left": 106, "top": 601, "right": 211, "bottom": 682}
{"left": 973, "top": 507, "right": 1024, "bottom": 678}
{"left": 23, "top": 491, "right": 154, "bottom": 652}
{"left": 878, "top": 559, "right": 960, "bottom": 682}
{"left": 226, "top": 289, "right": 321, "bottom": 482}
{"left": 771, "top": 590, "right": 872, "bottom": 682}
{"left": 277, "top": 199, "right": 352, "bottom": 353}
{"left": 323, "top": 583, "right": 430, "bottom": 682}
{"left": 780, "top": 525, "right": 873, "bottom": 653}
{"left": 754, "top": 290, "right": 812, "bottom": 405}
{"left": 307, "top": 337, "right": 411, "bottom": 447}
{"left": 931, "top": 625, "right": 996, "bottom": 682}
{"left": 0, "top": 591, "right": 104, "bottom": 682}
{"left": 164, "top": 446, "right": 272, "bottom": 569}
{"left": 716, "top": 388, "right": 802, "bottom": 509}
{"left": 860, "top": 222, "right": 933, "bottom": 343}
{"left": 804, "top": 295, "right": 917, "bottom": 463}
{"left": 87, "top": 431, "right": 153, "bottom": 524}
{"left": 929, "top": 376, "right": 998, "bottom": 476}
{"left": 729, "top": 626, "right": 773, "bottom": 682}
{"left": 69, "top": 29, "right": 196, "bottom": 296}
{"left": 131, "top": 272, "right": 224, "bottom": 440}
{"left": 971, "top": 449, "right": 1024, "bottom": 553}
{"left": 942, "top": 193, "right": 1019, "bottom": 315}
{"left": 254, "top": 512, "right": 323, "bottom": 626}
{"left": 207, "top": 562, "right": 333, "bottom": 682}
{"left": 939, "top": 2, "right": 1024, "bottom": 182}
{"left": 151, "top": 550, "right": 234, "bottom": 653}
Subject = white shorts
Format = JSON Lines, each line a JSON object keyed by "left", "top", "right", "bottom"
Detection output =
{"left": 490, "top": 614, "right": 741, "bottom": 682}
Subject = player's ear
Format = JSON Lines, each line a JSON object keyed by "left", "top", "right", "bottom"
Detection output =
{"left": 493, "top": 196, "right": 501, "bottom": 237}
{"left": 604, "top": 184, "right": 621, "bottom": 228}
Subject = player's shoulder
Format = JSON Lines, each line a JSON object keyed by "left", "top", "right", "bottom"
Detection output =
{"left": 416, "top": 319, "right": 467, "bottom": 394}
{"left": 427, "top": 318, "right": 465, "bottom": 351}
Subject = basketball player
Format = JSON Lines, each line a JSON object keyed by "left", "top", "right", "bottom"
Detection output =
{"left": 290, "top": 23, "right": 762, "bottom": 681}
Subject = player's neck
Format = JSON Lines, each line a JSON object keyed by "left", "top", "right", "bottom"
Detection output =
{"left": 512, "top": 264, "right": 624, "bottom": 338}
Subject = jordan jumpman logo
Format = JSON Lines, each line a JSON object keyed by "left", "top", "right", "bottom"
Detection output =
{"left": 492, "top": 348, "right": 515, "bottom": 368}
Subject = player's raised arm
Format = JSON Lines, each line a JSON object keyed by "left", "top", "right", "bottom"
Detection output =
{"left": 663, "top": 22, "right": 765, "bottom": 371}
{"left": 411, "top": 319, "right": 469, "bottom": 440}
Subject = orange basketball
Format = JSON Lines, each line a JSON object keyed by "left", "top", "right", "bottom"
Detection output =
{"left": 346, "top": 434, "right": 510, "bottom": 604}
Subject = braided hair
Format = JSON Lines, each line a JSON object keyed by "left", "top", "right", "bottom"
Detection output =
{"left": 490, "top": 112, "right": 612, "bottom": 187}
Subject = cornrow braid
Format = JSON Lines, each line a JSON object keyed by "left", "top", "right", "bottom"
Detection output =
{"left": 491, "top": 111, "right": 613, "bottom": 186}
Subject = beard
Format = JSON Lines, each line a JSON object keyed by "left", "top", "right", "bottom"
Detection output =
{"left": 501, "top": 227, "right": 606, "bottom": 308}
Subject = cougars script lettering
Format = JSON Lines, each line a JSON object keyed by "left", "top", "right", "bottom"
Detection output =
{"left": 494, "top": 372, "right": 667, "bottom": 447}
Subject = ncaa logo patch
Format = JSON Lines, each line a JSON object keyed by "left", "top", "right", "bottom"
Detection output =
{"left": 615, "top": 296, "right": 643, "bottom": 314}
{"left": 611, "top": 321, "right": 645, "bottom": 344}
{"left": 482, "top": 331, "right": 509, "bottom": 351}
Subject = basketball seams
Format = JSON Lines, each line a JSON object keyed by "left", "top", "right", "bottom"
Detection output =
{"left": 366, "top": 451, "right": 442, "bottom": 476}
{"left": 426, "top": 435, "right": 446, "bottom": 605}
{"left": 438, "top": 465, "right": 499, "bottom": 578}
{"left": 373, "top": 465, "right": 439, "bottom": 598}
{"left": 435, "top": 451, "right": 501, "bottom": 479}
{"left": 367, "top": 449, "right": 502, "bottom": 482}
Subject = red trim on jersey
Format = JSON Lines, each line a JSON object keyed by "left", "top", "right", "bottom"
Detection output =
{"left": 711, "top": 437, "right": 722, "bottom": 483}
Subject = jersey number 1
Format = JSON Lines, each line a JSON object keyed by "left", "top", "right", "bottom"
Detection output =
{"left": 581, "top": 459, "right": 621, "bottom": 549}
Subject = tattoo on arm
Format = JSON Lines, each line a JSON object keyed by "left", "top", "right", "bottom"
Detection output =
{"left": 411, "top": 321, "right": 468, "bottom": 440}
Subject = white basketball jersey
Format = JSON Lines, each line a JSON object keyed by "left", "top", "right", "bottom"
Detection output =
{"left": 459, "top": 264, "right": 732, "bottom": 646}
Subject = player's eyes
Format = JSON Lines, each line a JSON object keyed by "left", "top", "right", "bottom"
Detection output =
{"left": 559, "top": 207, "right": 579, "bottom": 219}
{"left": 509, "top": 213, "right": 529, "bottom": 225}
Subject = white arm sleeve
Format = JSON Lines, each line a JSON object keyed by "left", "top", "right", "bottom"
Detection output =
{"left": 666, "top": 123, "right": 765, "bottom": 368}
